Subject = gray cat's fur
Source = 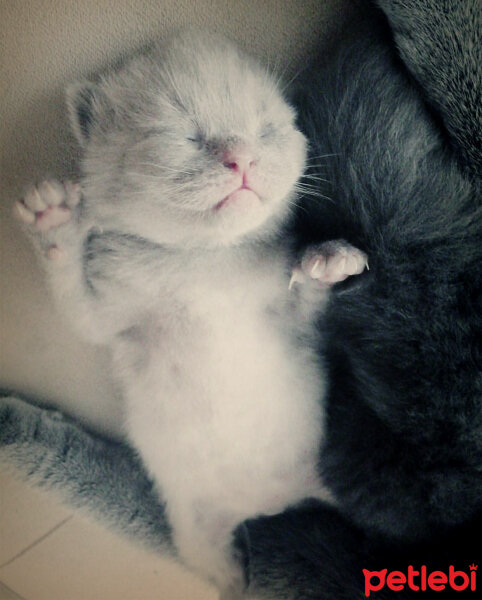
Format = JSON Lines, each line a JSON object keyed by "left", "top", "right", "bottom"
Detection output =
{"left": 377, "top": 0, "right": 481, "bottom": 177}
{"left": 234, "top": 1, "right": 481, "bottom": 597}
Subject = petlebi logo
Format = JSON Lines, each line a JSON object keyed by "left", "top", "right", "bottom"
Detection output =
{"left": 363, "top": 564, "right": 477, "bottom": 596}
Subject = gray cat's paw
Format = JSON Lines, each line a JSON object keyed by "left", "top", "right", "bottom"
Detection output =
{"left": 290, "top": 240, "right": 368, "bottom": 289}
{"left": 13, "top": 180, "right": 81, "bottom": 259}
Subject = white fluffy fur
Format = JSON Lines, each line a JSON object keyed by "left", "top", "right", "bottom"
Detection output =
{"left": 19, "top": 33, "right": 335, "bottom": 595}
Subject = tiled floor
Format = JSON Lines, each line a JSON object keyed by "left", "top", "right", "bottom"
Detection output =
{"left": 0, "top": 466, "right": 218, "bottom": 600}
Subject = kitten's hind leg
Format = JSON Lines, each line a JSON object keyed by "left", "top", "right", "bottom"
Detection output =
{"left": 168, "top": 503, "right": 246, "bottom": 598}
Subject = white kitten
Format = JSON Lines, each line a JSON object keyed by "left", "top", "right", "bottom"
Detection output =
{"left": 15, "top": 32, "right": 367, "bottom": 597}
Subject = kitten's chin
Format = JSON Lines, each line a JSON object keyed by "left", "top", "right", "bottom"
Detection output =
{"left": 209, "top": 194, "right": 287, "bottom": 246}
{"left": 213, "top": 188, "right": 261, "bottom": 212}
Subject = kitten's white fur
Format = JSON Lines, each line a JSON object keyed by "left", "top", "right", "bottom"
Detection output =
{"left": 17, "top": 33, "right": 349, "bottom": 595}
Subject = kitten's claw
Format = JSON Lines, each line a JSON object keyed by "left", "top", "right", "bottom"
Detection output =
{"left": 12, "top": 200, "right": 36, "bottom": 225}
{"left": 23, "top": 185, "right": 48, "bottom": 212}
{"left": 288, "top": 266, "right": 307, "bottom": 290}
{"left": 290, "top": 240, "right": 368, "bottom": 289}
{"left": 15, "top": 180, "right": 73, "bottom": 232}
{"left": 37, "top": 180, "right": 65, "bottom": 206}
{"left": 13, "top": 179, "right": 81, "bottom": 258}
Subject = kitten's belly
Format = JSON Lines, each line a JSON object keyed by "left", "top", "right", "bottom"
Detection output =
{"left": 120, "top": 296, "right": 325, "bottom": 515}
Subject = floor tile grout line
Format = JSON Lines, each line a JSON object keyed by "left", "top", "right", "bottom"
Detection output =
{"left": 0, "top": 580, "right": 30, "bottom": 600}
{"left": 0, "top": 515, "right": 74, "bottom": 570}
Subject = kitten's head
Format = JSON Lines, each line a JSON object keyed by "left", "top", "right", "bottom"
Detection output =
{"left": 68, "top": 32, "right": 306, "bottom": 247}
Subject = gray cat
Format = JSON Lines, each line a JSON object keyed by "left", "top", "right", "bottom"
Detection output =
{"left": 234, "top": 1, "right": 481, "bottom": 598}
{"left": 13, "top": 32, "right": 366, "bottom": 594}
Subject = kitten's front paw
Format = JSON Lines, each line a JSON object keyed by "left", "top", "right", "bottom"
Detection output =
{"left": 290, "top": 240, "right": 368, "bottom": 289}
{"left": 13, "top": 180, "right": 81, "bottom": 259}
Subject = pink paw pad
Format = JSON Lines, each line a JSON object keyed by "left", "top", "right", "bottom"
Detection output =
{"left": 290, "top": 240, "right": 368, "bottom": 289}
{"left": 13, "top": 179, "right": 81, "bottom": 258}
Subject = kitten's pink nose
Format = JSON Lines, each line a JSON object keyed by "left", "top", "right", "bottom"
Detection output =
{"left": 222, "top": 149, "right": 256, "bottom": 173}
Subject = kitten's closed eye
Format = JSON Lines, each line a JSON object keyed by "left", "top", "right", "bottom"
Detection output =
{"left": 259, "top": 123, "right": 276, "bottom": 139}
{"left": 186, "top": 129, "right": 203, "bottom": 145}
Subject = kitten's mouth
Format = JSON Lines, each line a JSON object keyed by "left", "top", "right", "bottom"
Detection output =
{"left": 213, "top": 186, "right": 261, "bottom": 212}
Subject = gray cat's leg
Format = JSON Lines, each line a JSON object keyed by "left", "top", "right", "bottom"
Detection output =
{"left": 0, "top": 394, "right": 173, "bottom": 553}
{"left": 375, "top": 0, "right": 482, "bottom": 175}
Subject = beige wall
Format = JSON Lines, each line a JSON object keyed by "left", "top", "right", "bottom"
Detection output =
{"left": 0, "top": 0, "right": 360, "bottom": 437}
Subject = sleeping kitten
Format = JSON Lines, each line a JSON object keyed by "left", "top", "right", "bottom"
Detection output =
{"left": 14, "top": 33, "right": 367, "bottom": 594}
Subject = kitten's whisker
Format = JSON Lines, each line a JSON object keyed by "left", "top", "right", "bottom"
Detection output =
{"left": 303, "top": 163, "right": 331, "bottom": 170}
{"left": 268, "top": 52, "right": 283, "bottom": 85}
{"left": 302, "top": 174, "right": 331, "bottom": 183}
{"left": 136, "top": 161, "right": 187, "bottom": 171}
{"left": 161, "top": 65, "right": 186, "bottom": 105}
{"left": 271, "top": 56, "right": 293, "bottom": 91}
{"left": 279, "top": 68, "right": 303, "bottom": 95}
{"left": 294, "top": 181, "right": 322, "bottom": 190}
{"left": 299, "top": 192, "right": 335, "bottom": 204}
{"left": 293, "top": 185, "right": 334, "bottom": 203}
{"left": 286, "top": 198, "right": 309, "bottom": 215}
{"left": 130, "top": 165, "right": 196, "bottom": 176}
{"left": 306, "top": 153, "right": 340, "bottom": 160}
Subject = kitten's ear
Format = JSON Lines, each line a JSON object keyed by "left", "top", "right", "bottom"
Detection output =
{"left": 66, "top": 81, "right": 99, "bottom": 146}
